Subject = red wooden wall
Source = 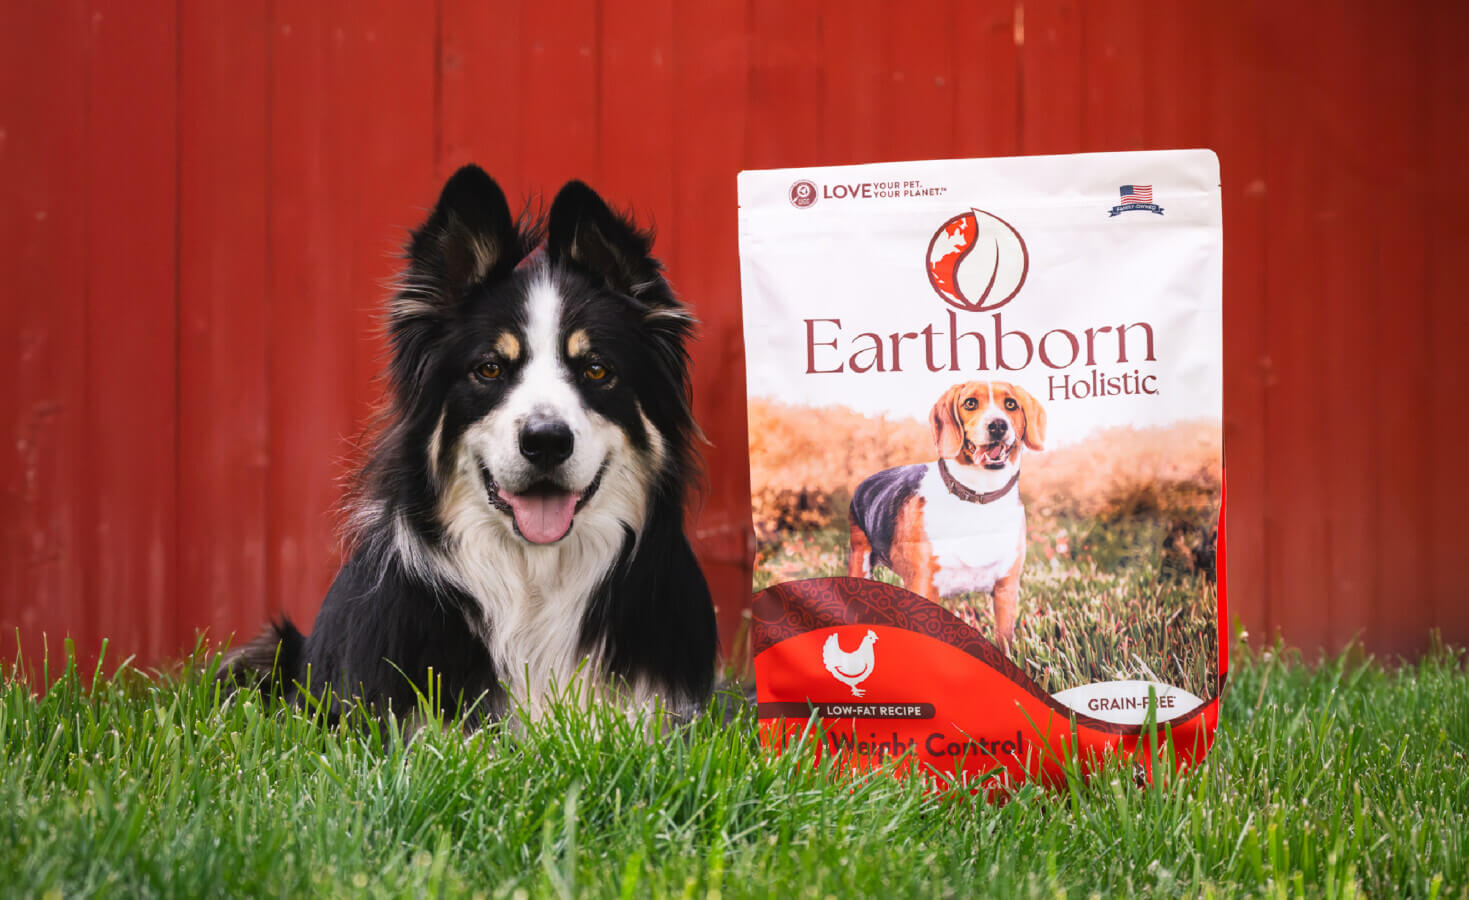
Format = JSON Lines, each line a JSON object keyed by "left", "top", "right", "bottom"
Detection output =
{"left": 3, "top": 0, "right": 1466, "bottom": 673}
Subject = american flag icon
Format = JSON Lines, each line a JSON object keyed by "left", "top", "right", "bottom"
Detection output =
{"left": 1119, "top": 184, "right": 1154, "bottom": 205}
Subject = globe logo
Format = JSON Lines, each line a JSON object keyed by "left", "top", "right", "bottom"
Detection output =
{"left": 925, "top": 209, "right": 1029, "bottom": 312}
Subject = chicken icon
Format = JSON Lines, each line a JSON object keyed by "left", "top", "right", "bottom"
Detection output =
{"left": 822, "top": 630, "right": 879, "bottom": 697}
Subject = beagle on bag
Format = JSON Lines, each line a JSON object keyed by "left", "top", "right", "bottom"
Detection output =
{"left": 737, "top": 150, "right": 1224, "bottom": 787}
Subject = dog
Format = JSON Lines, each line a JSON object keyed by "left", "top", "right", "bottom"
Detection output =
{"left": 225, "top": 165, "right": 718, "bottom": 724}
{"left": 847, "top": 380, "right": 1045, "bottom": 646}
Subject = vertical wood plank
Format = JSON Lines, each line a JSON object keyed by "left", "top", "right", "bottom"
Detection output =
{"left": 820, "top": 0, "right": 885, "bottom": 166}
{"left": 1314, "top": 1, "right": 1407, "bottom": 652}
{"left": 951, "top": 0, "right": 1021, "bottom": 158}
{"left": 1259, "top": 3, "right": 1332, "bottom": 653}
{"left": 877, "top": 0, "right": 956, "bottom": 161}
{"left": 599, "top": 0, "right": 676, "bottom": 224}
{"left": 86, "top": 0, "right": 180, "bottom": 664}
{"left": 745, "top": 1, "right": 824, "bottom": 170}
{"left": 439, "top": 0, "right": 525, "bottom": 192}
{"left": 0, "top": 0, "right": 92, "bottom": 674}
{"left": 1141, "top": 0, "right": 1211, "bottom": 150}
{"left": 1079, "top": 0, "right": 1146, "bottom": 152}
{"left": 1017, "top": 0, "right": 1083, "bottom": 154}
{"left": 1424, "top": 2, "right": 1469, "bottom": 650}
{"left": 177, "top": 0, "right": 271, "bottom": 651}
{"left": 520, "top": 0, "right": 601, "bottom": 193}
{"left": 1365, "top": 0, "right": 1434, "bottom": 656}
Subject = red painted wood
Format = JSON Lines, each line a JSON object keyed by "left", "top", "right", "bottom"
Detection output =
{"left": 85, "top": 0, "right": 180, "bottom": 666}
{"left": 1366, "top": 0, "right": 1433, "bottom": 657}
{"left": 1017, "top": 0, "right": 1083, "bottom": 155}
{"left": 951, "top": 2, "right": 1021, "bottom": 159}
{"left": 1141, "top": 1, "right": 1211, "bottom": 151}
{"left": 1315, "top": 2, "right": 1401, "bottom": 652}
{"left": 1424, "top": 4, "right": 1469, "bottom": 648}
{"left": 1259, "top": 5, "right": 1332, "bottom": 653}
{"left": 0, "top": 0, "right": 92, "bottom": 676}
{"left": 520, "top": 0, "right": 602, "bottom": 192}
{"left": 745, "top": 2, "right": 825, "bottom": 170}
{"left": 177, "top": 0, "right": 271, "bottom": 651}
{"left": 439, "top": 0, "right": 526, "bottom": 189}
{"left": 4, "top": 0, "right": 1469, "bottom": 671}
{"left": 599, "top": 0, "right": 675, "bottom": 221}
{"left": 820, "top": 0, "right": 885, "bottom": 166}
{"left": 879, "top": 0, "right": 956, "bottom": 162}
{"left": 1080, "top": 0, "right": 1146, "bottom": 152}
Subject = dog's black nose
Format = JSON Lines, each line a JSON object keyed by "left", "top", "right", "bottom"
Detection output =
{"left": 986, "top": 419, "right": 1010, "bottom": 440}
{"left": 519, "top": 418, "right": 574, "bottom": 466}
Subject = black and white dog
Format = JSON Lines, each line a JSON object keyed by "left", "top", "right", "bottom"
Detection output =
{"left": 227, "top": 166, "right": 717, "bottom": 724}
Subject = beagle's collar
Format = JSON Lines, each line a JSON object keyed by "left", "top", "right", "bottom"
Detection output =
{"left": 937, "top": 458, "right": 1020, "bottom": 504}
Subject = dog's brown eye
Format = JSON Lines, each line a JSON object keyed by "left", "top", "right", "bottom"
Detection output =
{"left": 475, "top": 361, "right": 502, "bottom": 381}
{"left": 583, "top": 362, "right": 610, "bottom": 382}
{"left": 962, "top": 398, "right": 979, "bottom": 411}
{"left": 1004, "top": 398, "right": 1018, "bottom": 411}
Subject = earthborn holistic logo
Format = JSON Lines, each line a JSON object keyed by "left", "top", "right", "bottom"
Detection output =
{"left": 1108, "top": 184, "right": 1164, "bottom": 216}
{"left": 925, "top": 209, "right": 1029, "bottom": 313}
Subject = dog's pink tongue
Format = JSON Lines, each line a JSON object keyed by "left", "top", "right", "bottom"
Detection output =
{"left": 500, "top": 490, "right": 579, "bottom": 544}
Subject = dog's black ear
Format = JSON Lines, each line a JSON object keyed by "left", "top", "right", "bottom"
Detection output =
{"left": 546, "top": 180, "right": 663, "bottom": 301}
{"left": 398, "top": 165, "right": 520, "bottom": 316}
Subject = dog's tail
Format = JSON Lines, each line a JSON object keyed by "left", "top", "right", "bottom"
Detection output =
{"left": 218, "top": 617, "right": 306, "bottom": 698}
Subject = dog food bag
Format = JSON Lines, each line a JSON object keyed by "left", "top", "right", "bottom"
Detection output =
{"left": 737, "top": 150, "right": 1224, "bottom": 787}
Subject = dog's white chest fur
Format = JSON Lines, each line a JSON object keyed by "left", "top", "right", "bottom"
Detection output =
{"left": 460, "top": 534, "right": 611, "bottom": 706}
{"left": 917, "top": 464, "right": 1025, "bottom": 597}
{"left": 434, "top": 470, "right": 635, "bottom": 710}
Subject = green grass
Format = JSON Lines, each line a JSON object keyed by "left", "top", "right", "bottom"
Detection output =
{"left": 3, "top": 642, "right": 1467, "bottom": 898}
{"left": 995, "top": 512, "right": 1218, "bottom": 697}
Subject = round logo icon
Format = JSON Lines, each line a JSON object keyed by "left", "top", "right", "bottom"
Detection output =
{"left": 925, "top": 209, "right": 1029, "bottom": 312}
{"left": 789, "top": 180, "right": 818, "bottom": 209}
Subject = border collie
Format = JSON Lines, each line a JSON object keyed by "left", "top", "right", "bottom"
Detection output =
{"left": 226, "top": 166, "right": 718, "bottom": 724}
